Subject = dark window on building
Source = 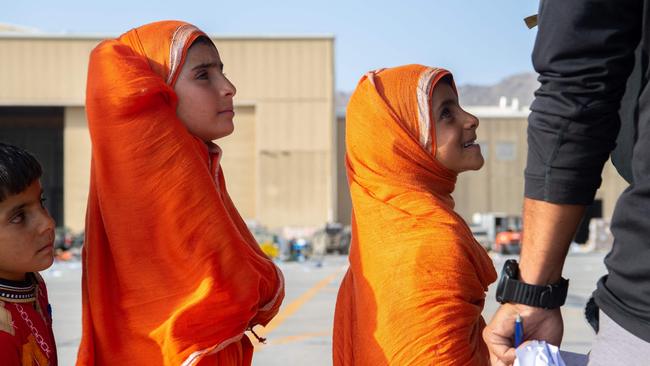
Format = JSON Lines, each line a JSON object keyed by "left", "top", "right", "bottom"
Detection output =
{"left": 0, "top": 107, "right": 64, "bottom": 226}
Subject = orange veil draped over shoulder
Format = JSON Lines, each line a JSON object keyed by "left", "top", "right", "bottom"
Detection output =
{"left": 77, "top": 21, "right": 284, "bottom": 366}
{"left": 333, "top": 65, "right": 497, "bottom": 365}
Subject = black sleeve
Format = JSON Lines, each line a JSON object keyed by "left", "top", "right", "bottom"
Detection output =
{"left": 525, "top": 0, "right": 643, "bottom": 204}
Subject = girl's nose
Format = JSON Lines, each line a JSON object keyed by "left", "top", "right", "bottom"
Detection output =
{"left": 465, "top": 111, "right": 479, "bottom": 129}
{"left": 221, "top": 77, "right": 236, "bottom": 97}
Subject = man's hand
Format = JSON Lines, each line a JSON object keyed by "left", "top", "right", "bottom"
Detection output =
{"left": 483, "top": 199, "right": 582, "bottom": 364}
{"left": 483, "top": 303, "right": 563, "bottom": 365}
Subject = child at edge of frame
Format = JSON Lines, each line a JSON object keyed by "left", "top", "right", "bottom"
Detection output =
{"left": 0, "top": 142, "right": 58, "bottom": 366}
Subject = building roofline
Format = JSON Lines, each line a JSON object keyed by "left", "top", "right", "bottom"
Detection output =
{"left": 463, "top": 105, "right": 530, "bottom": 118}
{"left": 0, "top": 32, "right": 335, "bottom": 41}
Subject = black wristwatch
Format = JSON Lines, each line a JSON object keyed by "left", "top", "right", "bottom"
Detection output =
{"left": 496, "top": 259, "right": 569, "bottom": 309}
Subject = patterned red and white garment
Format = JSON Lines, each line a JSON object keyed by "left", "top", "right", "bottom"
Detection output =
{"left": 0, "top": 273, "right": 57, "bottom": 366}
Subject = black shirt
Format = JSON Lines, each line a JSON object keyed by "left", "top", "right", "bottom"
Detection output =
{"left": 525, "top": 0, "right": 650, "bottom": 341}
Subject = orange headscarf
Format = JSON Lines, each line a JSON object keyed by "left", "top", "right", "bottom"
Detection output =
{"left": 333, "top": 65, "right": 497, "bottom": 365}
{"left": 77, "top": 21, "right": 284, "bottom": 366}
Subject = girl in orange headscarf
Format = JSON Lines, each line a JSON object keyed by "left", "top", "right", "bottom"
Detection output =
{"left": 333, "top": 65, "right": 497, "bottom": 365}
{"left": 77, "top": 21, "right": 284, "bottom": 366}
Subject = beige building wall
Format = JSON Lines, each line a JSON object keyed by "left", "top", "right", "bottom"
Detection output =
{"left": 0, "top": 37, "right": 95, "bottom": 106}
{"left": 63, "top": 107, "right": 91, "bottom": 232}
{"left": 1, "top": 35, "right": 334, "bottom": 230}
{"left": 597, "top": 159, "right": 630, "bottom": 217}
{"left": 455, "top": 117, "right": 528, "bottom": 219}
{"left": 219, "top": 105, "right": 257, "bottom": 220}
{"left": 454, "top": 115, "right": 629, "bottom": 221}
{"left": 335, "top": 115, "right": 352, "bottom": 225}
{"left": 212, "top": 38, "right": 335, "bottom": 228}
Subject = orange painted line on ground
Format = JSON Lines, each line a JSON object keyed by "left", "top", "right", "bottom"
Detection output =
{"left": 249, "top": 266, "right": 345, "bottom": 348}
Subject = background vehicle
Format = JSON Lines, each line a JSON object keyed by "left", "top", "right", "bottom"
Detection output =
{"left": 312, "top": 222, "right": 351, "bottom": 256}
{"left": 247, "top": 221, "right": 281, "bottom": 260}
{"left": 494, "top": 229, "right": 521, "bottom": 254}
{"left": 470, "top": 212, "right": 522, "bottom": 254}
{"left": 54, "top": 227, "right": 74, "bottom": 251}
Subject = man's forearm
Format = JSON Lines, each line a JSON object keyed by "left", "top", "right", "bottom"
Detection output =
{"left": 519, "top": 198, "right": 586, "bottom": 285}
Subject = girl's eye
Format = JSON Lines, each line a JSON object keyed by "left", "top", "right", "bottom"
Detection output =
{"left": 10, "top": 212, "right": 25, "bottom": 224}
{"left": 440, "top": 107, "right": 452, "bottom": 119}
{"left": 196, "top": 71, "right": 208, "bottom": 80}
{"left": 40, "top": 195, "right": 47, "bottom": 209}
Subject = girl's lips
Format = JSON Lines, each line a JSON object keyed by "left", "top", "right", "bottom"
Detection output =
{"left": 37, "top": 242, "right": 53, "bottom": 253}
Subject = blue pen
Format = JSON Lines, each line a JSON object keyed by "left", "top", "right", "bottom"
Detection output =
{"left": 514, "top": 314, "right": 524, "bottom": 348}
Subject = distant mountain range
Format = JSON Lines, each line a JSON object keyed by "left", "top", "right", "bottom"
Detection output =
{"left": 457, "top": 72, "right": 539, "bottom": 107}
{"left": 336, "top": 72, "right": 539, "bottom": 114}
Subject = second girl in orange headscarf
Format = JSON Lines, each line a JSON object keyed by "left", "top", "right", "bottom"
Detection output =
{"left": 333, "top": 65, "right": 497, "bottom": 365}
{"left": 77, "top": 21, "right": 284, "bottom": 366}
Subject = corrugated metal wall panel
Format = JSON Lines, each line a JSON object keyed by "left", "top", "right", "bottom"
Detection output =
{"left": 257, "top": 101, "right": 332, "bottom": 151}
{"left": 335, "top": 116, "right": 351, "bottom": 225}
{"left": 0, "top": 37, "right": 334, "bottom": 104}
{"left": 63, "top": 107, "right": 91, "bottom": 232}
{"left": 219, "top": 106, "right": 257, "bottom": 220}
{"left": 216, "top": 39, "right": 333, "bottom": 100}
{"left": 0, "top": 39, "right": 98, "bottom": 105}
{"left": 455, "top": 118, "right": 527, "bottom": 220}
{"left": 455, "top": 117, "right": 627, "bottom": 221}
{"left": 214, "top": 38, "right": 334, "bottom": 227}
{"left": 455, "top": 159, "right": 490, "bottom": 220}
{"left": 597, "top": 159, "right": 629, "bottom": 219}
{"left": 487, "top": 118, "right": 527, "bottom": 215}
{"left": 259, "top": 151, "right": 329, "bottom": 227}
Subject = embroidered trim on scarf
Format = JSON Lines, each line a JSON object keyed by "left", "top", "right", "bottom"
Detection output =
{"left": 207, "top": 143, "right": 223, "bottom": 184}
{"left": 259, "top": 266, "right": 285, "bottom": 312}
{"left": 416, "top": 68, "right": 443, "bottom": 152}
{"left": 179, "top": 265, "right": 284, "bottom": 365}
{"left": 180, "top": 333, "right": 245, "bottom": 366}
{"left": 364, "top": 68, "right": 386, "bottom": 87}
{"left": 167, "top": 24, "right": 202, "bottom": 85}
{"left": 178, "top": 265, "right": 283, "bottom": 365}
{"left": 179, "top": 143, "right": 282, "bottom": 365}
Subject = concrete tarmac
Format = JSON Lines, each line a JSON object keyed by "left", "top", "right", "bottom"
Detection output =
{"left": 43, "top": 252, "right": 607, "bottom": 365}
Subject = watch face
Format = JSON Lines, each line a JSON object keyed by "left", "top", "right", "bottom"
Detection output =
{"left": 496, "top": 260, "right": 518, "bottom": 303}
{"left": 496, "top": 272, "right": 507, "bottom": 302}
{"left": 504, "top": 259, "right": 519, "bottom": 278}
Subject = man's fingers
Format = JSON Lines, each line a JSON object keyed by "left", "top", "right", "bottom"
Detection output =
{"left": 490, "top": 349, "right": 511, "bottom": 366}
{"left": 484, "top": 327, "right": 516, "bottom": 364}
{"left": 490, "top": 309, "right": 516, "bottom": 336}
{"left": 502, "top": 347, "right": 516, "bottom": 364}
{"left": 484, "top": 304, "right": 523, "bottom": 365}
{"left": 490, "top": 354, "right": 504, "bottom": 366}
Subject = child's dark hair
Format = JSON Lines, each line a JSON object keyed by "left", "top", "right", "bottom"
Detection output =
{"left": 190, "top": 35, "right": 216, "bottom": 49}
{"left": 0, "top": 142, "right": 43, "bottom": 202}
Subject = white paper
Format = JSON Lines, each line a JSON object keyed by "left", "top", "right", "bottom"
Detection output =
{"left": 514, "top": 340, "right": 566, "bottom": 366}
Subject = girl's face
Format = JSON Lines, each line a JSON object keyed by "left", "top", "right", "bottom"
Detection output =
{"left": 432, "top": 81, "right": 484, "bottom": 173}
{"left": 174, "top": 41, "right": 237, "bottom": 142}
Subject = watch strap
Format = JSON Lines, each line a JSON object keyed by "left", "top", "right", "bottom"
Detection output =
{"left": 498, "top": 277, "right": 569, "bottom": 309}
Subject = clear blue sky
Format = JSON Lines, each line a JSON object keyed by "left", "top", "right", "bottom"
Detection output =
{"left": 4, "top": 0, "right": 539, "bottom": 92}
